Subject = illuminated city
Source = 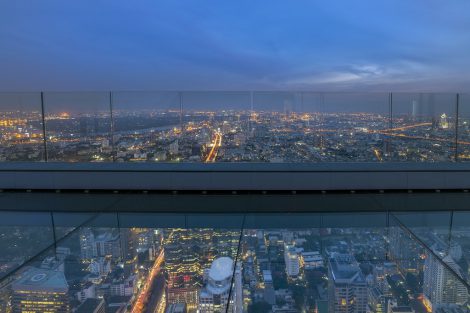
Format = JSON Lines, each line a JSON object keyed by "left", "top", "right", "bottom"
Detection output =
{"left": 1, "top": 93, "right": 469, "bottom": 163}
{"left": 2, "top": 217, "right": 470, "bottom": 313}
{"left": 1, "top": 0, "right": 470, "bottom": 311}
{"left": 2, "top": 93, "right": 470, "bottom": 312}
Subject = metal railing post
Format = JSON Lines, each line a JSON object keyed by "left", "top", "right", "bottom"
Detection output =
{"left": 455, "top": 93, "right": 460, "bottom": 162}
{"left": 40, "top": 92, "right": 48, "bottom": 162}
{"left": 179, "top": 91, "right": 183, "bottom": 133}
{"left": 110, "top": 91, "right": 116, "bottom": 162}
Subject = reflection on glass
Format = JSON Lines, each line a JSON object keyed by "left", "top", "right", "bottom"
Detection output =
{"left": 1, "top": 211, "right": 469, "bottom": 313}
{"left": 391, "top": 93, "right": 457, "bottom": 162}
{"left": 0, "top": 212, "right": 54, "bottom": 281}
{"left": 0, "top": 93, "right": 44, "bottom": 162}
{"left": 181, "top": 91, "right": 251, "bottom": 163}
{"left": 0, "top": 91, "right": 467, "bottom": 163}
{"left": 448, "top": 212, "right": 470, "bottom": 286}
{"left": 43, "top": 92, "right": 112, "bottom": 162}
{"left": 457, "top": 94, "right": 470, "bottom": 161}
{"left": 318, "top": 93, "right": 390, "bottom": 162}
{"left": 112, "top": 91, "right": 181, "bottom": 162}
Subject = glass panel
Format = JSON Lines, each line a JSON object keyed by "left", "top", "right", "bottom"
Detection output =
{"left": 457, "top": 93, "right": 470, "bottom": 161}
{"left": 391, "top": 93, "right": 457, "bottom": 162}
{"left": 53, "top": 212, "right": 98, "bottom": 242}
{"left": 238, "top": 213, "right": 467, "bottom": 313}
{"left": 0, "top": 211, "right": 54, "bottom": 280}
{"left": 240, "top": 221, "right": 388, "bottom": 312}
{"left": 0, "top": 240, "right": 59, "bottom": 312}
{"left": 117, "top": 213, "right": 243, "bottom": 313}
{"left": 0, "top": 92, "right": 44, "bottom": 161}
{"left": 0, "top": 213, "right": 120, "bottom": 313}
{"left": 181, "top": 91, "right": 251, "bottom": 163}
{"left": 449, "top": 212, "right": 470, "bottom": 285}
{"left": 251, "top": 91, "right": 304, "bottom": 162}
{"left": 43, "top": 92, "right": 112, "bottom": 162}
{"left": 389, "top": 214, "right": 469, "bottom": 312}
{"left": 52, "top": 213, "right": 121, "bottom": 311}
{"left": 387, "top": 217, "right": 431, "bottom": 311}
{"left": 391, "top": 211, "right": 452, "bottom": 258}
{"left": 321, "top": 213, "right": 388, "bottom": 262}
{"left": 0, "top": 210, "right": 468, "bottom": 313}
{"left": 111, "top": 91, "right": 181, "bottom": 162}
{"left": 319, "top": 93, "right": 390, "bottom": 162}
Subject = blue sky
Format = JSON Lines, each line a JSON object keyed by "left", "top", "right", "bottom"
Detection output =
{"left": 1, "top": 0, "right": 470, "bottom": 91}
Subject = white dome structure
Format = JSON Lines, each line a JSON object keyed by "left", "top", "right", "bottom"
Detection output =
{"left": 208, "top": 257, "right": 233, "bottom": 282}
{"left": 199, "top": 257, "right": 242, "bottom": 313}
{"left": 207, "top": 257, "right": 233, "bottom": 295}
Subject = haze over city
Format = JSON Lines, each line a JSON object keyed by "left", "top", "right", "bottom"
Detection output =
{"left": 2, "top": 2, "right": 470, "bottom": 313}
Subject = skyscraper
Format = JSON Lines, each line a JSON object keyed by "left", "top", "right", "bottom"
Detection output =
{"left": 198, "top": 257, "right": 241, "bottom": 313}
{"left": 328, "top": 254, "right": 367, "bottom": 313}
{"left": 80, "top": 228, "right": 95, "bottom": 260}
{"left": 284, "top": 244, "right": 300, "bottom": 278}
{"left": 389, "top": 227, "right": 421, "bottom": 274}
{"left": 11, "top": 267, "right": 70, "bottom": 313}
{"left": 165, "top": 229, "right": 206, "bottom": 311}
{"left": 423, "top": 247, "right": 468, "bottom": 310}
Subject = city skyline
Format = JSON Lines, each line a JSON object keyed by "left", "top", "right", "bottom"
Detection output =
{"left": 2, "top": 1, "right": 470, "bottom": 313}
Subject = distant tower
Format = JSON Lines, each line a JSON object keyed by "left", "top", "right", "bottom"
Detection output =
{"left": 440, "top": 113, "right": 449, "bottom": 129}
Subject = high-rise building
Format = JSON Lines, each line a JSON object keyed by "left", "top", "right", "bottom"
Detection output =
{"left": 389, "top": 227, "right": 421, "bottom": 274}
{"left": 328, "top": 254, "right": 367, "bottom": 313}
{"left": 164, "top": 228, "right": 239, "bottom": 311}
{"left": 164, "top": 229, "right": 206, "bottom": 311}
{"left": 11, "top": 267, "right": 70, "bottom": 313}
{"left": 79, "top": 230, "right": 122, "bottom": 261}
{"left": 94, "top": 232, "right": 121, "bottom": 258}
{"left": 440, "top": 113, "right": 449, "bottom": 129}
{"left": 423, "top": 247, "right": 468, "bottom": 310}
{"left": 80, "top": 228, "right": 95, "bottom": 260}
{"left": 198, "top": 257, "right": 241, "bottom": 313}
{"left": 284, "top": 244, "right": 300, "bottom": 278}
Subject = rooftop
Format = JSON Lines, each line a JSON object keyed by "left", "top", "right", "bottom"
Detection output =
{"left": 209, "top": 257, "right": 233, "bottom": 282}
{"left": 12, "top": 267, "right": 68, "bottom": 293}
{"left": 329, "top": 254, "right": 365, "bottom": 284}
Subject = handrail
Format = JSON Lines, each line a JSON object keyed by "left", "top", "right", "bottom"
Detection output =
{"left": 1, "top": 163, "right": 470, "bottom": 191}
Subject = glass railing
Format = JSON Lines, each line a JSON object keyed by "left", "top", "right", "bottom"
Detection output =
{"left": 0, "top": 92, "right": 468, "bottom": 163}
{"left": 1, "top": 194, "right": 470, "bottom": 313}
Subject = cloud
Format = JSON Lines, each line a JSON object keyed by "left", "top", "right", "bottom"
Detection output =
{"left": 0, "top": 0, "right": 470, "bottom": 91}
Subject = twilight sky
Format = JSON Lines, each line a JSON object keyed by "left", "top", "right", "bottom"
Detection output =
{"left": 1, "top": 0, "right": 470, "bottom": 92}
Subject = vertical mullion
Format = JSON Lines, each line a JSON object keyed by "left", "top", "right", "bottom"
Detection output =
{"left": 225, "top": 214, "right": 246, "bottom": 313}
{"left": 455, "top": 93, "right": 460, "bottom": 162}
{"left": 388, "top": 92, "right": 393, "bottom": 161}
{"left": 179, "top": 92, "right": 183, "bottom": 133}
{"left": 50, "top": 212, "right": 58, "bottom": 260}
{"left": 109, "top": 91, "right": 116, "bottom": 162}
{"left": 40, "top": 92, "right": 48, "bottom": 162}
